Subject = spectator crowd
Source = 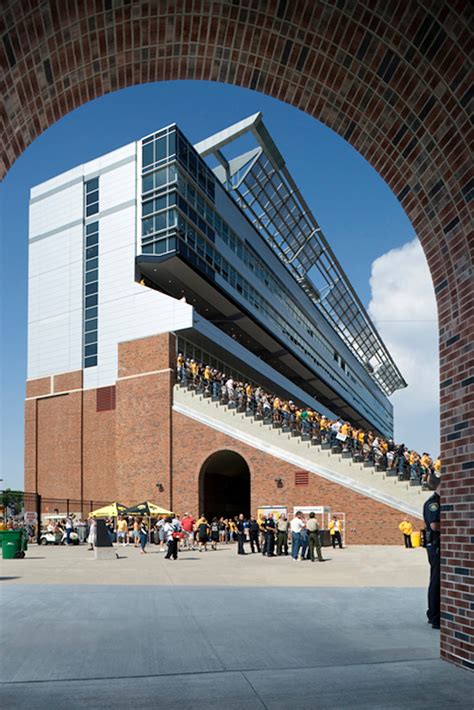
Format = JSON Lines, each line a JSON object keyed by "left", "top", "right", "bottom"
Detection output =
{"left": 176, "top": 353, "right": 441, "bottom": 487}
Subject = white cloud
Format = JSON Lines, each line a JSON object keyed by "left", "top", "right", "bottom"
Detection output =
{"left": 368, "top": 239, "right": 440, "bottom": 456}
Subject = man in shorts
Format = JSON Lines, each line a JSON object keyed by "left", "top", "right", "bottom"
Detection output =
{"left": 116, "top": 516, "right": 129, "bottom": 546}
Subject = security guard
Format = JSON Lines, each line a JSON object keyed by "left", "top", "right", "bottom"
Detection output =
{"left": 423, "top": 477, "right": 441, "bottom": 629}
{"left": 248, "top": 516, "right": 261, "bottom": 553}
{"left": 263, "top": 514, "right": 276, "bottom": 557}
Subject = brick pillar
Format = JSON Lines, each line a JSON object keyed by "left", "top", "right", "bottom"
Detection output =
{"left": 116, "top": 332, "right": 175, "bottom": 506}
{"left": 439, "top": 302, "right": 474, "bottom": 670}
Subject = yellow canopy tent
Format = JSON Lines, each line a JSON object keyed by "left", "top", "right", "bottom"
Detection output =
{"left": 122, "top": 502, "right": 173, "bottom": 517}
{"left": 89, "top": 502, "right": 127, "bottom": 518}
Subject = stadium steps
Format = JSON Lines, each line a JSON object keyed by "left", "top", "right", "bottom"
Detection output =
{"left": 173, "top": 386, "right": 429, "bottom": 519}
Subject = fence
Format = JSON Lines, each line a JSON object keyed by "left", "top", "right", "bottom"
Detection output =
{"left": 1, "top": 490, "right": 111, "bottom": 543}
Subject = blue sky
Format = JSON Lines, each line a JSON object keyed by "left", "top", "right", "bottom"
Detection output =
{"left": 0, "top": 80, "right": 438, "bottom": 489}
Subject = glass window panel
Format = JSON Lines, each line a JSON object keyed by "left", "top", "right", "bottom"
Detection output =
{"left": 142, "top": 218, "right": 154, "bottom": 236}
{"left": 85, "top": 269, "right": 98, "bottom": 284}
{"left": 155, "top": 239, "right": 167, "bottom": 255}
{"left": 86, "top": 222, "right": 98, "bottom": 235}
{"left": 168, "top": 164, "right": 177, "bottom": 183}
{"left": 155, "top": 195, "right": 166, "bottom": 212}
{"left": 154, "top": 168, "right": 167, "bottom": 189}
{"left": 142, "top": 200, "right": 154, "bottom": 216}
{"left": 86, "top": 245, "right": 99, "bottom": 259}
{"left": 142, "top": 244, "right": 153, "bottom": 253}
{"left": 142, "top": 174, "right": 154, "bottom": 193}
{"left": 169, "top": 191, "right": 177, "bottom": 206}
{"left": 85, "top": 294, "right": 98, "bottom": 308}
{"left": 168, "top": 236, "right": 176, "bottom": 251}
{"left": 188, "top": 151, "right": 197, "bottom": 177}
{"left": 85, "top": 318, "right": 98, "bottom": 331}
{"left": 85, "top": 330, "right": 97, "bottom": 344}
{"left": 85, "top": 343, "right": 98, "bottom": 357}
{"left": 85, "top": 282, "right": 98, "bottom": 296}
{"left": 168, "top": 130, "right": 176, "bottom": 156}
{"left": 155, "top": 212, "right": 167, "bottom": 232}
{"left": 155, "top": 136, "right": 167, "bottom": 162}
{"left": 86, "top": 203, "right": 99, "bottom": 216}
{"left": 86, "top": 177, "right": 99, "bottom": 191}
{"left": 168, "top": 209, "right": 177, "bottom": 227}
{"left": 142, "top": 141, "right": 154, "bottom": 167}
{"left": 85, "top": 257, "right": 98, "bottom": 272}
{"left": 86, "top": 190, "right": 99, "bottom": 205}
{"left": 85, "top": 306, "right": 98, "bottom": 320}
{"left": 86, "top": 234, "right": 98, "bottom": 247}
{"left": 84, "top": 355, "right": 97, "bottom": 368}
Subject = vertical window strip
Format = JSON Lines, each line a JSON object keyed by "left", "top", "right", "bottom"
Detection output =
{"left": 84, "top": 178, "right": 99, "bottom": 368}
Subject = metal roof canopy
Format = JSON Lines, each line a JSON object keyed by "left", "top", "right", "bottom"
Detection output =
{"left": 194, "top": 112, "right": 407, "bottom": 397}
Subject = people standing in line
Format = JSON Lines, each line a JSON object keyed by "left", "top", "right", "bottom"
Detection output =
{"left": 290, "top": 511, "right": 305, "bottom": 561}
{"left": 164, "top": 516, "right": 180, "bottom": 560}
{"left": 197, "top": 515, "right": 210, "bottom": 551}
{"left": 276, "top": 515, "right": 289, "bottom": 556}
{"left": 306, "top": 512, "right": 325, "bottom": 562}
{"left": 210, "top": 517, "right": 220, "bottom": 550}
{"left": 236, "top": 513, "right": 246, "bottom": 555}
{"left": 139, "top": 518, "right": 148, "bottom": 554}
{"left": 263, "top": 513, "right": 276, "bottom": 557}
{"left": 329, "top": 515, "right": 343, "bottom": 549}
{"left": 399, "top": 518, "right": 413, "bottom": 548}
{"left": 87, "top": 517, "right": 97, "bottom": 551}
{"left": 248, "top": 515, "right": 261, "bottom": 553}
{"left": 423, "top": 478, "right": 441, "bottom": 629}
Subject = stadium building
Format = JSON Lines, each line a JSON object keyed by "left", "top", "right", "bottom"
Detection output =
{"left": 25, "top": 113, "right": 424, "bottom": 542}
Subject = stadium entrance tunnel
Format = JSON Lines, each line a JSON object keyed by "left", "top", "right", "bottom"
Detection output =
{"left": 199, "top": 450, "right": 250, "bottom": 521}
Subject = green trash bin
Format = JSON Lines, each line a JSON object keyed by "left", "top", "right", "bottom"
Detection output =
{"left": 0, "top": 529, "right": 28, "bottom": 559}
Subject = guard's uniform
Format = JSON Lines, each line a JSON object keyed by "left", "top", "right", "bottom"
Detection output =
{"left": 264, "top": 517, "right": 276, "bottom": 556}
{"left": 248, "top": 520, "right": 261, "bottom": 553}
{"left": 236, "top": 519, "right": 246, "bottom": 555}
{"left": 423, "top": 491, "right": 440, "bottom": 627}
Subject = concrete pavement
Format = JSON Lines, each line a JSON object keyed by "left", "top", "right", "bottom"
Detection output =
{"left": 0, "top": 545, "right": 472, "bottom": 708}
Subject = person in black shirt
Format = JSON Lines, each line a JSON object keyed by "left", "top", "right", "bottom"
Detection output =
{"left": 236, "top": 513, "right": 246, "bottom": 555}
{"left": 423, "top": 477, "right": 441, "bottom": 629}
{"left": 248, "top": 515, "right": 261, "bottom": 553}
{"left": 264, "top": 514, "right": 276, "bottom": 557}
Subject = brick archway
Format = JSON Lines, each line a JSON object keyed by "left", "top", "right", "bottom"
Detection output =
{"left": 199, "top": 449, "right": 251, "bottom": 520}
{"left": 1, "top": 1, "right": 472, "bottom": 668}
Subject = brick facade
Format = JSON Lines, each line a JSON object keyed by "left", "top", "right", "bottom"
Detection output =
{"left": 24, "top": 333, "right": 421, "bottom": 547}
{"left": 7, "top": 0, "right": 473, "bottom": 671}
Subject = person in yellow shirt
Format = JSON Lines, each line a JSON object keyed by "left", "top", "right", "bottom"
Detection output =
{"left": 434, "top": 457, "right": 441, "bottom": 475}
{"left": 328, "top": 515, "right": 343, "bottom": 549}
{"left": 116, "top": 515, "right": 129, "bottom": 547}
{"left": 399, "top": 518, "right": 413, "bottom": 548}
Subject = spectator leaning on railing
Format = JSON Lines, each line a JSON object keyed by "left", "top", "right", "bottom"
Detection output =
{"left": 175, "top": 353, "right": 441, "bottom": 487}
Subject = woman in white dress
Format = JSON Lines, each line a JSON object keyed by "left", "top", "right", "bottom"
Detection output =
{"left": 87, "top": 518, "right": 97, "bottom": 550}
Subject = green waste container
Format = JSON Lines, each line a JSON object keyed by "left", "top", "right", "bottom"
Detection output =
{"left": 0, "top": 529, "right": 28, "bottom": 559}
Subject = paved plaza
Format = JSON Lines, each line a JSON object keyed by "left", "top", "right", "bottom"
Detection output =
{"left": 0, "top": 544, "right": 472, "bottom": 708}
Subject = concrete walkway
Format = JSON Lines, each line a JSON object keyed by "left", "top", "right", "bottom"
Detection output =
{"left": 1, "top": 546, "right": 472, "bottom": 708}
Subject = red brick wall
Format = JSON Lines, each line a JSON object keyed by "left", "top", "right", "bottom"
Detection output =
{"left": 36, "top": 392, "right": 82, "bottom": 500}
{"left": 82, "top": 388, "right": 116, "bottom": 502}
{"left": 172, "top": 411, "right": 420, "bottom": 545}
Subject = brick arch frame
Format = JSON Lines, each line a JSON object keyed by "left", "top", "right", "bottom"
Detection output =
{"left": 1, "top": 0, "right": 472, "bottom": 669}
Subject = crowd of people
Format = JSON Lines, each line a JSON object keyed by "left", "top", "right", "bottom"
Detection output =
{"left": 176, "top": 354, "right": 441, "bottom": 487}
{"left": 79, "top": 510, "right": 346, "bottom": 561}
